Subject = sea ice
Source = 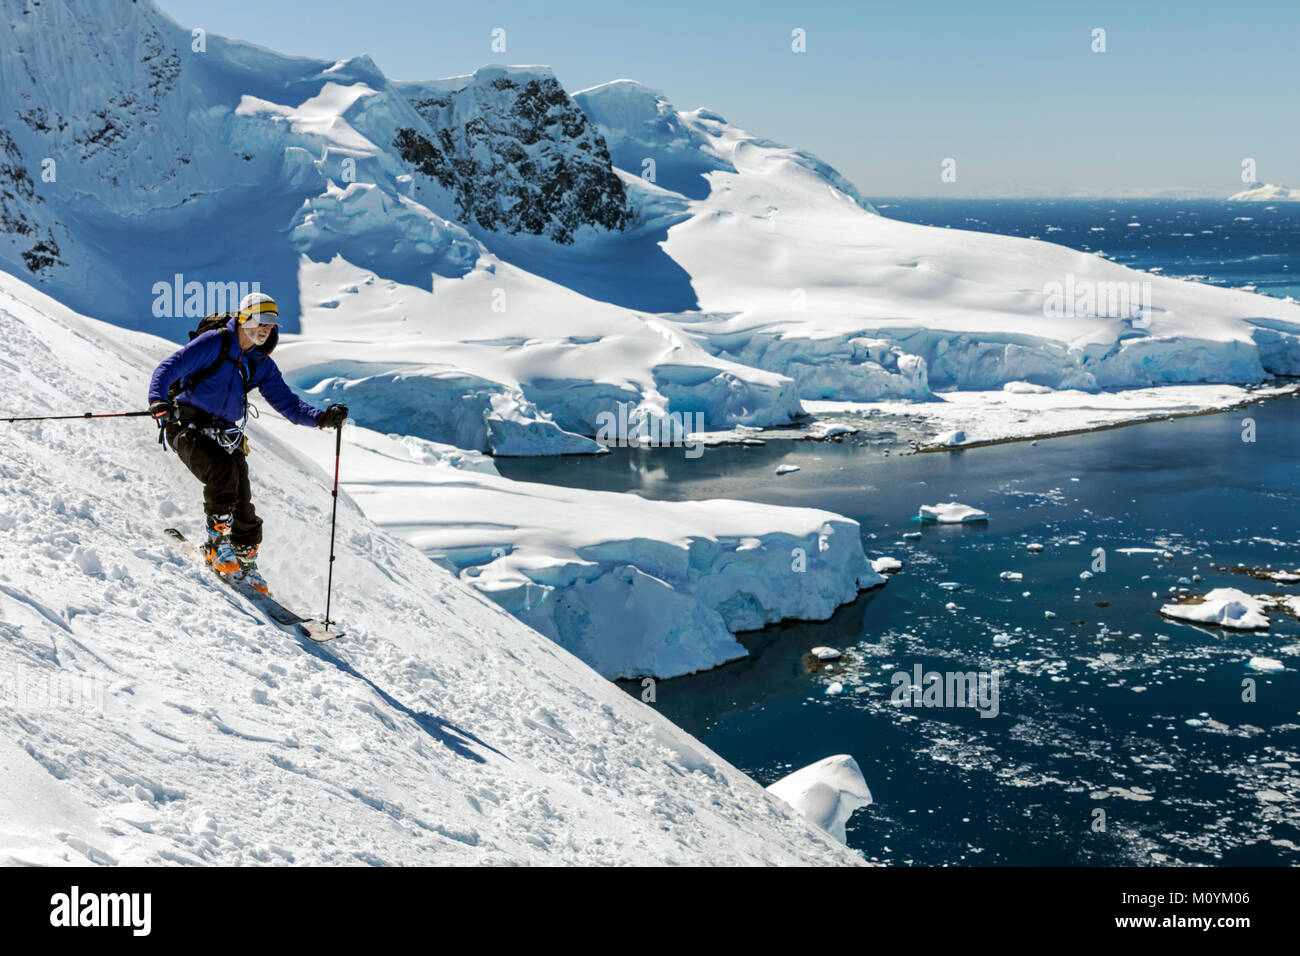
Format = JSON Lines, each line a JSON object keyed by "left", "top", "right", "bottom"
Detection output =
{"left": 918, "top": 502, "right": 989, "bottom": 524}
{"left": 1160, "top": 589, "right": 1270, "bottom": 631}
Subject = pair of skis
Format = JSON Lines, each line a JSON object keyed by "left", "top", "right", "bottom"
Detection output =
{"left": 163, "top": 528, "right": 344, "bottom": 643}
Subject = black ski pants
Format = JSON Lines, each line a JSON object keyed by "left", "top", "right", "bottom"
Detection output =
{"left": 165, "top": 423, "right": 263, "bottom": 547}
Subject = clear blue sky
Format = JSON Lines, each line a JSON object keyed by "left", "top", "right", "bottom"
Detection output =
{"left": 156, "top": 0, "right": 1300, "bottom": 197}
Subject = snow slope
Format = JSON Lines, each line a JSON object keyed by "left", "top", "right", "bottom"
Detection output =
{"left": 277, "top": 253, "right": 805, "bottom": 454}
{"left": 0, "top": 272, "right": 865, "bottom": 865}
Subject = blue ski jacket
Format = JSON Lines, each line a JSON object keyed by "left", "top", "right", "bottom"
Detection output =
{"left": 148, "top": 317, "right": 323, "bottom": 427}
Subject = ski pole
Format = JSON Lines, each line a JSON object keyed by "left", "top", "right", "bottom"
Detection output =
{"left": 2, "top": 410, "right": 154, "bottom": 423}
{"left": 323, "top": 421, "right": 343, "bottom": 633}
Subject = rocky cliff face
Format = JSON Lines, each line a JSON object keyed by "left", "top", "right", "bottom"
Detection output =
{"left": 394, "top": 67, "right": 635, "bottom": 244}
{"left": 0, "top": 126, "right": 63, "bottom": 276}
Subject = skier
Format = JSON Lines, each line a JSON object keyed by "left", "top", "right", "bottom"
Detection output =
{"left": 148, "top": 292, "right": 347, "bottom": 594}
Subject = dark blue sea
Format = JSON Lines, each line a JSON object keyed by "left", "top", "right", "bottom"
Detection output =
{"left": 875, "top": 198, "right": 1300, "bottom": 302}
{"left": 500, "top": 200, "right": 1300, "bottom": 866}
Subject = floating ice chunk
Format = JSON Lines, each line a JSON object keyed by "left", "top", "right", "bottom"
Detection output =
{"left": 993, "top": 634, "right": 1012, "bottom": 645}
{"left": 938, "top": 582, "right": 961, "bottom": 590}
{"left": 1027, "top": 543, "right": 1044, "bottom": 553}
{"left": 775, "top": 464, "right": 801, "bottom": 475}
{"left": 766, "top": 754, "right": 872, "bottom": 844}
{"left": 825, "top": 682, "right": 845, "bottom": 696}
{"left": 933, "top": 429, "right": 967, "bottom": 446}
{"left": 945, "top": 602, "right": 959, "bottom": 611}
{"left": 1248, "top": 656, "right": 1284, "bottom": 672}
{"left": 903, "top": 531, "right": 922, "bottom": 540}
{"left": 918, "top": 502, "right": 989, "bottom": 524}
{"left": 1000, "top": 571, "right": 1023, "bottom": 582}
{"left": 1080, "top": 571, "right": 1094, "bottom": 580}
{"left": 1044, "top": 610, "right": 1056, "bottom": 619}
{"left": 1184, "top": 718, "right": 1204, "bottom": 727}
{"left": 1177, "top": 577, "right": 1191, "bottom": 585}
{"left": 872, "top": 556, "right": 903, "bottom": 573}
{"left": 1160, "top": 588, "right": 1270, "bottom": 631}
{"left": 811, "top": 646, "right": 842, "bottom": 661}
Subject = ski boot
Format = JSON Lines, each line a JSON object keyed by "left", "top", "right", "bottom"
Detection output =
{"left": 204, "top": 514, "right": 239, "bottom": 574}
{"left": 232, "top": 542, "right": 270, "bottom": 595}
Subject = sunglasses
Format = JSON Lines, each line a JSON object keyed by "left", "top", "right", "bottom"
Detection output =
{"left": 239, "top": 307, "right": 279, "bottom": 329}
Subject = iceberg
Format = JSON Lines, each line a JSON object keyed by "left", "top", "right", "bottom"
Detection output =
{"left": 767, "top": 755, "right": 873, "bottom": 844}
{"left": 919, "top": 502, "right": 989, "bottom": 524}
{"left": 1160, "top": 588, "right": 1271, "bottom": 630}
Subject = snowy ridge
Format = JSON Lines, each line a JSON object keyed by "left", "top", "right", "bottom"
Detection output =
{"left": 278, "top": 254, "right": 805, "bottom": 453}
{"left": 0, "top": 272, "right": 864, "bottom": 865}
{"left": 574, "top": 80, "right": 877, "bottom": 213}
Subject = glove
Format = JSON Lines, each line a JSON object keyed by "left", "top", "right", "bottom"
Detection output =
{"left": 319, "top": 403, "right": 348, "bottom": 429}
{"left": 149, "top": 400, "right": 176, "bottom": 423}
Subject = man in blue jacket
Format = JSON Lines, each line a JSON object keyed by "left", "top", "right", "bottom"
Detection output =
{"left": 148, "top": 292, "right": 347, "bottom": 595}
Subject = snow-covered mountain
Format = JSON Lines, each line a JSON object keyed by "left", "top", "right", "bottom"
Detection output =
{"left": 0, "top": 270, "right": 867, "bottom": 865}
{"left": 6, "top": 0, "right": 1300, "bottom": 451}
{"left": 568, "top": 80, "right": 1300, "bottom": 397}
{"left": 1227, "top": 183, "right": 1300, "bottom": 202}
{"left": 0, "top": 0, "right": 822, "bottom": 451}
